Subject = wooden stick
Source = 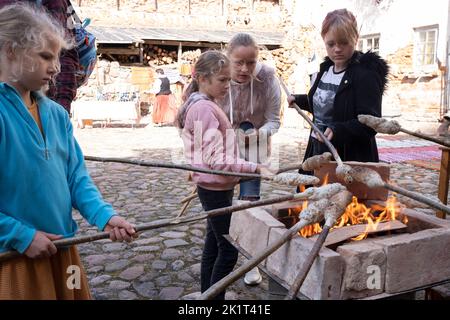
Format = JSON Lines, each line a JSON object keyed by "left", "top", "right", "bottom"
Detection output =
{"left": 180, "top": 189, "right": 198, "bottom": 204}
{"left": 177, "top": 198, "right": 194, "bottom": 218}
{"left": 276, "top": 163, "right": 304, "bottom": 174}
{"left": 0, "top": 190, "right": 326, "bottom": 263}
{"left": 286, "top": 225, "right": 332, "bottom": 300}
{"left": 358, "top": 115, "right": 450, "bottom": 148}
{"left": 198, "top": 198, "right": 331, "bottom": 300}
{"left": 177, "top": 186, "right": 197, "bottom": 218}
{"left": 84, "top": 156, "right": 319, "bottom": 186}
{"left": 285, "top": 191, "right": 353, "bottom": 300}
{"left": 349, "top": 166, "right": 450, "bottom": 215}
{"left": 302, "top": 152, "right": 333, "bottom": 172}
{"left": 279, "top": 80, "right": 353, "bottom": 183}
{"left": 308, "top": 220, "right": 407, "bottom": 247}
{"left": 400, "top": 127, "right": 450, "bottom": 148}
{"left": 85, "top": 156, "right": 262, "bottom": 179}
{"left": 277, "top": 154, "right": 332, "bottom": 174}
{"left": 383, "top": 182, "right": 450, "bottom": 215}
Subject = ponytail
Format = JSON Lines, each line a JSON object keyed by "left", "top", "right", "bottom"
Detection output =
{"left": 176, "top": 50, "right": 230, "bottom": 129}
{"left": 176, "top": 78, "right": 199, "bottom": 129}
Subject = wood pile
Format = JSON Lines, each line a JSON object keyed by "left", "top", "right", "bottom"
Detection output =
{"left": 181, "top": 49, "right": 202, "bottom": 64}
{"left": 112, "top": 55, "right": 141, "bottom": 64}
{"left": 143, "top": 44, "right": 178, "bottom": 66}
{"left": 260, "top": 48, "right": 294, "bottom": 82}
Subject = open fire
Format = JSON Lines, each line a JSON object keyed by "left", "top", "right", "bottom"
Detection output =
{"left": 230, "top": 162, "right": 450, "bottom": 299}
{"left": 289, "top": 181, "right": 408, "bottom": 240}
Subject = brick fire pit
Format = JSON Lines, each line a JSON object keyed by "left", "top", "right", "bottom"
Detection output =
{"left": 230, "top": 162, "right": 450, "bottom": 299}
{"left": 230, "top": 203, "right": 450, "bottom": 299}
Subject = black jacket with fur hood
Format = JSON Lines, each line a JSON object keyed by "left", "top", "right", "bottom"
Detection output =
{"left": 293, "top": 50, "right": 389, "bottom": 165}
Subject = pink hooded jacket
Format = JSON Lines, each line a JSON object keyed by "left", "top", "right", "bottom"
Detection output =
{"left": 180, "top": 93, "right": 258, "bottom": 191}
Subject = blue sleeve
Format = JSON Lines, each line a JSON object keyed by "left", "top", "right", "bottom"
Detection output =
{"left": 0, "top": 103, "right": 36, "bottom": 253}
{"left": 0, "top": 212, "right": 36, "bottom": 253}
{"left": 65, "top": 119, "right": 116, "bottom": 231}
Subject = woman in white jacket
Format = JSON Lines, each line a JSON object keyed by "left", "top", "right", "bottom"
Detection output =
{"left": 218, "top": 32, "right": 282, "bottom": 285}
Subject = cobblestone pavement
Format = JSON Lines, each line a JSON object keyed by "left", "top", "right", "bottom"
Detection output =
{"left": 72, "top": 121, "right": 447, "bottom": 300}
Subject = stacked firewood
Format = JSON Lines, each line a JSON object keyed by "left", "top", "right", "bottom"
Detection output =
{"left": 143, "top": 44, "right": 178, "bottom": 66}
{"left": 260, "top": 48, "right": 294, "bottom": 82}
{"left": 180, "top": 49, "right": 202, "bottom": 64}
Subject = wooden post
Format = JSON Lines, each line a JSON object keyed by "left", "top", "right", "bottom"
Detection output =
{"left": 437, "top": 146, "right": 450, "bottom": 219}
{"left": 178, "top": 42, "right": 182, "bottom": 71}
{"left": 155, "top": 0, "right": 158, "bottom": 11}
{"left": 139, "top": 43, "right": 144, "bottom": 65}
{"left": 117, "top": 0, "right": 120, "bottom": 10}
{"left": 188, "top": 0, "right": 191, "bottom": 15}
{"left": 221, "top": 0, "right": 224, "bottom": 15}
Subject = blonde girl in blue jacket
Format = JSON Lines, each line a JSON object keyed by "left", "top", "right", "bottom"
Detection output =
{"left": 0, "top": 3, "right": 136, "bottom": 299}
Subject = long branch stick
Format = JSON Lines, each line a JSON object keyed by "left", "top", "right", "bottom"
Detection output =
{"left": 198, "top": 198, "right": 331, "bottom": 300}
{"left": 285, "top": 225, "right": 331, "bottom": 300}
{"left": 0, "top": 191, "right": 324, "bottom": 263}
{"left": 349, "top": 166, "right": 450, "bottom": 215}
{"left": 177, "top": 163, "right": 308, "bottom": 213}
{"left": 84, "top": 156, "right": 318, "bottom": 186}
{"left": 84, "top": 156, "right": 263, "bottom": 179}
{"left": 177, "top": 186, "right": 197, "bottom": 218}
{"left": 279, "top": 80, "right": 352, "bottom": 183}
{"left": 358, "top": 115, "right": 450, "bottom": 148}
{"left": 383, "top": 182, "right": 450, "bottom": 215}
{"left": 180, "top": 190, "right": 198, "bottom": 204}
{"left": 400, "top": 127, "right": 450, "bottom": 148}
{"left": 285, "top": 191, "right": 353, "bottom": 300}
{"left": 279, "top": 80, "right": 342, "bottom": 166}
{"left": 275, "top": 163, "right": 304, "bottom": 174}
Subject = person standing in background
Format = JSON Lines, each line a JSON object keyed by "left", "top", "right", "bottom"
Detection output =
{"left": 218, "top": 32, "right": 281, "bottom": 286}
{"left": 150, "top": 68, "right": 177, "bottom": 126}
{"left": 0, "top": 0, "right": 79, "bottom": 115}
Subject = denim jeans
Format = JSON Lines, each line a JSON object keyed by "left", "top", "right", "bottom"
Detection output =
{"left": 238, "top": 121, "right": 261, "bottom": 201}
{"left": 197, "top": 186, "right": 237, "bottom": 300}
{"left": 239, "top": 178, "right": 261, "bottom": 200}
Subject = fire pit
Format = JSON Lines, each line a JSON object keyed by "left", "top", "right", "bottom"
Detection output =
{"left": 229, "top": 163, "right": 450, "bottom": 299}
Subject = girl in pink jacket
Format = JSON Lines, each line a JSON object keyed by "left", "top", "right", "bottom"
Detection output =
{"left": 176, "top": 51, "right": 268, "bottom": 300}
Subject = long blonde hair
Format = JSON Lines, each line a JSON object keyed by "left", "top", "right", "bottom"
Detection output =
{"left": 0, "top": 2, "right": 72, "bottom": 82}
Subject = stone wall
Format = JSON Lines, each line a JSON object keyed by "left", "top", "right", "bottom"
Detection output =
{"left": 73, "top": 0, "right": 448, "bottom": 131}
{"left": 384, "top": 45, "right": 444, "bottom": 132}
{"left": 76, "top": 0, "right": 281, "bottom": 30}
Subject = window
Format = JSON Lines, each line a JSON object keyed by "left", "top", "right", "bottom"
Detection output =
{"left": 358, "top": 34, "right": 380, "bottom": 54}
{"left": 414, "top": 26, "right": 438, "bottom": 67}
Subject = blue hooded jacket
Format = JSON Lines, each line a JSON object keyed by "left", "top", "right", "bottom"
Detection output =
{"left": 0, "top": 83, "right": 115, "bottom": 253}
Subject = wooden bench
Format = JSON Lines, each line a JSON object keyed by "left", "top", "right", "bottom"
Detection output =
{"left": 71, "top": 100, "right": 141, "bottom": 128}
{"left": 424, "top": 147, "right": 450, "bottom": 300}
{"left": 437, "top": 146, "right": 450, "bottom": 219}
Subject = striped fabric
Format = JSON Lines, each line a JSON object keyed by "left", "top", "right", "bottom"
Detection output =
{"left": 0, "top": 0, "right": 79, "bottom": 114}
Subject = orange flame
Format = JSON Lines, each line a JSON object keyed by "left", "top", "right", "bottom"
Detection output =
{"left": 288, "top": 195, "right": 404, "bottom": 241}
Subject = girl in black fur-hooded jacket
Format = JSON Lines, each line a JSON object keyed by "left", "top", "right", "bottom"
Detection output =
{"left": 289, "top": 9, "right": 389, "bottom": 169}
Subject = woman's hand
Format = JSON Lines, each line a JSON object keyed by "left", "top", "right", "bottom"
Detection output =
{"left": 315, "top": 127, "right": 334, "bottom": 143}
{"left": 104, "top": 216, "right": 138, "bottom": 243}
{"left": 287, "top": 95, "right": 296, "bottom": 107}
{"left": 24, "top": 231, "right": 63, "bottom": 259}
